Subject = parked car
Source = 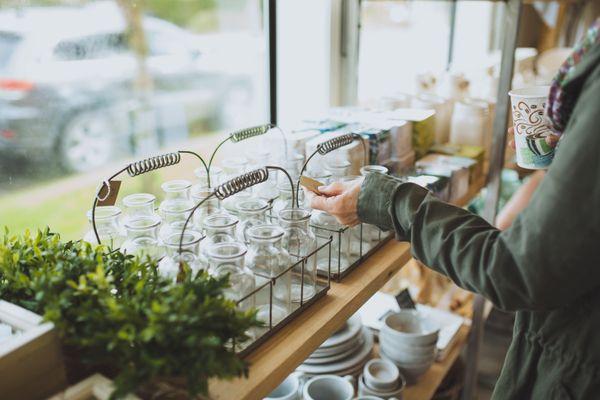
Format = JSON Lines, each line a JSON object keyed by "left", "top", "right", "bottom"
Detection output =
{"left": 0, "top": 2, "right": 255, "bottom": 172}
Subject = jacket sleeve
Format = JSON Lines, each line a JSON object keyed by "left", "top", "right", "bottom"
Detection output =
{"left": 358, "top": 69, "right": 600, "bottom": 312}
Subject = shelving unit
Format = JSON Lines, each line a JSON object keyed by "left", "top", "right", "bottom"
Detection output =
{"left": 209, "top": 178, "right": 485, "bottom": 400}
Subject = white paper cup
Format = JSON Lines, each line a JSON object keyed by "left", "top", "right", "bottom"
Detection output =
{"left": 509, "top": 86, "right": 555, "bottom": 169}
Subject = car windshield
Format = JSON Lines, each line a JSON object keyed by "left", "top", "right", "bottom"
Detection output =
{"left": 0, "top": 32, "right": 20, "bottom": 70}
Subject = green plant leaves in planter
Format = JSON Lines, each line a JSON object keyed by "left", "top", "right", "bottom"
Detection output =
{"left": 0, "top": 228, "right": 260, "bottom": 399}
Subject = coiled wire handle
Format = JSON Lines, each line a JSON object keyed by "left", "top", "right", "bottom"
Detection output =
{"left": 295, "top": 133, "right": 367, "bottom": 207}
{"left": 91, "top": 150, "right": 208, "bottom": 245}
{"left": 178, "top": 165, "right": 295, "bottom": 263}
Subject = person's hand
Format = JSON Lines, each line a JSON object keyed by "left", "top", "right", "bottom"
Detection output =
{"left": 304, "top": 178, "right": 363, "bottom": 226}
{"left": 507, "top": 126, "right": 559, "bottom": 150}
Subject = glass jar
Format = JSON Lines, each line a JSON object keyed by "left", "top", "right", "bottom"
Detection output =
{"left": 158, "top": 201, "right": 195, "bottom": 241}
{"left": 311, "top": 210, "right": 351, "bottom": 275}
{"left": 122, "top": 215, "right": 165, "bottom": 261}
{"left": 190, "top": 186, "right": 220, "bottom": 231}
{"left": 200, "top": 213, "right": 239, "bottom": 264}
{"left": 248, "top": 149, "right": 279, "bottom": 201}
{"left": 221, "top": 157, "right": 251, "bottom": 215}
{"left": 206, "top": 242, "right": 255, "bottom": 313}
{"left": 122, "top": 193, "right": 158, "bottom": 222}
{"left": 245, "top": 225, "right": 292, "bottom": 329}
{"left": 360, "top": 165, "right": 389, "bottom": 176}
{"left": 235, "top": 198, "right": 269, "bottom": 243}
{"left": 159, "top": 179, "right": 192, "bottom": 210}
{"left": 83, "top": 206, "right": 125, "bottom": 249}
{"left": 282, "top": 152, "right": 305, "bottom": 182}
{"left": 340, "top": 175, "right": 369, "bottom": 257}
{"left": 158, "top": 231, "right": 206, "bottom": 281}
{"left": 279, "top": 208, "right": 318, "bottom": 304}
{"left": 326, "top": 158, "right": 351, "bottom": 179}
{"left": 272, "top": 182, "right": 295, "bottom": 217}
{"left": 194, "top": 166, "right": 223, "bottom": 189}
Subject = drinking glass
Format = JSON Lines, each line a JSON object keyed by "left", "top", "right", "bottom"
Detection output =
{"left": 158, "top": 231, "right": 206, "bottom": 281}
{"left": 236, "top": 198, "right": 269, "bottom": 243}
{"left": 83, "top": 206, "right": 125, "bottom": 249}
{"left": 122, "top": 215, "right": 165, "bottom": 261}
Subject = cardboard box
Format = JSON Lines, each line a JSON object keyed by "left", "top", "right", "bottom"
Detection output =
{"left": 387, "top": 109, "right": 436, "bottom": 159}
{"left": 416, "top": 156, "right": 470, "bottom": 202}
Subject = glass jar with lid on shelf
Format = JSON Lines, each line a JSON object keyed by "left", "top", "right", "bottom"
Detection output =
{"left": 158, "top": 231, "right": 206, "bottom": 281}
{"left": 83, "top": 206, "right": 125, "bottom": 249}
{"left": 279, "top": 207, "right": 318, "bottom": 304}
{"left": 235, "top": 198, "right": 269, "bottom": 244}
{"left": 245, "top": 224, "right": 292, "bottom": 332}
{"left": 221, "top": 157, "right": 251, "bottom": 216}
{"left": 121, "top": 215, "right": 165, "bottom": 261}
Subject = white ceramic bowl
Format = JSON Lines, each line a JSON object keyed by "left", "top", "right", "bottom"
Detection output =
{"left": 302, "top": 374, "right": 354, "bottom": 400}
{"left": 380, "top": 348, "right": 433, "bottom": 384}
{"left": 381, "top": 311, "right": 439, "bottom": 346}
{"left": 379, "top": 335, "right": 436, "bottom": 365}
{"left": 363, "top": 358, "right": 400, "bottom": 392}
{"left": 357, "top": 373, "right": 405, "bottom": 399}
{"left": 266, "top": 373, "right": 301, "bottom": 400}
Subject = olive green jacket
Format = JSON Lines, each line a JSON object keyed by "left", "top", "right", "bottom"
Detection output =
{"left": 358, "top": 44, "right": 600, "bottom": 399}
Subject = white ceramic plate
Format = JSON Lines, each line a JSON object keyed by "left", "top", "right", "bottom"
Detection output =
{"left": 297, "top": 328, "right": 374, "bottom": 375}
{"left": 321, "top": 315, "right": 362, "bottom": 348}
{"left": 310, "top": 331, "right": 363, "bottom": 358}
{"left": 305, "top": 336, "right": 365, "bottom": 365}
{"left": 358, "top": 373, "right": 406, "bottom": 399}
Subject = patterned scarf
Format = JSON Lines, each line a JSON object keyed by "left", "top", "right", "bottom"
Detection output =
{"left": 546, "top": 18, "right": 600, "bottom": 135}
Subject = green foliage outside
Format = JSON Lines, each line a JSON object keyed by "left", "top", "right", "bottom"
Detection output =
{"left": 0, "top": 228, "right": 260, "bottom": 398}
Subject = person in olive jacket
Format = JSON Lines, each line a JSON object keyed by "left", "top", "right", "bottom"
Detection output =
{"left": 308, "top": 22, "right": 600, "bottom": 399}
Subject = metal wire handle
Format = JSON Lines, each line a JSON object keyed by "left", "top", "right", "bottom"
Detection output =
{"left": 229, "top": 124, "right": 274, "bottom": 142}
{"left": 91, "top": 150, "right": 207, "bottom": 245}
{"left": 316, "top": 133, "right": 355, "bottom": 155}
{"left": 213, "top": 168, "right": 269, "bottom": 199}
{"left": 295, "top": 133, "right": 367, "bottom": 207}
{"left": 126, "top": 152, "right": 181, "bottom": 177}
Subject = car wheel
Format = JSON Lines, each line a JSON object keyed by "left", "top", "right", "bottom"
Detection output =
{"left": 58, "top": 111, "right": 114, "bottom": 173}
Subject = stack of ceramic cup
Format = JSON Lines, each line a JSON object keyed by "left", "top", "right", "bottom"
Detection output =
{"left": 297, "top": 315, "right": 374, "bottom": 377}
{"left": 357, "top": 358, "right": 405, "bottom": 399}
{"left": 378, "top": 311, "right": 439, "bottom": 383}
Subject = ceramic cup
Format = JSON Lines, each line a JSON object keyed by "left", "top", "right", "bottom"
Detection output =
{"left": 302, "top": 374, "right": 354, "bottom": 400}
{"left": 381, "top": 310, "right": 439, "bottom": 346}
{"left": 358, "top": 373, "right": 405, "bottom": 399}
{"left": 509, "top": 86, "right": 555, "bottom": 169}
{"left": 363, "top": 358, "right": 400, "bottom": 392}
{"left": 266, "top": 372, "right": 301, "bottom": 400}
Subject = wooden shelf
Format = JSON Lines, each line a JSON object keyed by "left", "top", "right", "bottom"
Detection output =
{"left": 209, "top": 177, "right": 485, "bottom": 400}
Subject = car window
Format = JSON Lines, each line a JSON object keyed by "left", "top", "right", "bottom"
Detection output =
{"left": 53, "top": 33, "right": 128, "bottom": 61}
{"left": 0, "top": 32, "right": 21, "bottom": 70}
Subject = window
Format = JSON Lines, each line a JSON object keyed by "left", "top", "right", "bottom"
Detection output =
{"left": 0, "top": 0, "right": 267, "bottom": 240}
{"left": 0, "top": 32, "right": 20, "bottom": 70}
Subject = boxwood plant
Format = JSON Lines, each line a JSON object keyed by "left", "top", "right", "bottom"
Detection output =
{"left": 0, "top": 228, "right": 259, "bottom": 399}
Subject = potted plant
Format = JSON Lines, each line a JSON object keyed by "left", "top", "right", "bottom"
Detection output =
{"left": 0, "top": 228, "right": 259, "bottom": 399}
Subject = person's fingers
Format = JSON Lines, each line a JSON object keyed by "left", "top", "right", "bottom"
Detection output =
{"left": 546, "top": 134, "right": 559, "bottom": 148}
{"left": 507, "top": 127, "right": 514, "bottom": 135}
{"left": 317, "top": 181, "right": 346, "bottom": 196}
{"left": 507, "top": 127, "right": 516, "bottom": 150}
{"left": 310, "top": 193, "right": 338, "bottom": 213}
{"left": 508, "top": 139, "right": 515, "bottom": 150}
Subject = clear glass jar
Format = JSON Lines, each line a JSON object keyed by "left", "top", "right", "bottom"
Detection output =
{"left": 326, "top": 158, "right": 351, "bottom": 179}
{"left": 122, "top": 193, "right": 157, "bottom": 222}
{"left": 200, "top": 213, "right": 239, "bottom": 264}
{"left": 360, "top": 165, "right": 389, "bottom": 176}
{"left": 158, "top": 231, "right": 206, "bottom": 281}
{"left": 279, "top": 208, "right": 318, "bottom": 304}
{"left": 158, "top": 201, "right": 194, "bottom": 241}
{"left": 245, "top": 225, "right": 292, "bottom": 330}
{"left": 340, "top": 175, "right": 369, "bottom": 257}
{"left": 311, "top": 210, "right": 351, "bottom": 274}
{"left": 235, "top": 198, "right": 269, "bottom": 243}
{"left": 83, "top": 206, "right": 125, "bottom": 249}
{"left": 122, "top": 215, "right": 165, "bottom": 261}
{"left": 221, "top": 157, "right": 251, "bottom": 215}
{"left": 194, "top": 166, "right": 223, "bottom": 189}
{"left": 282, "top": 152, "right": 305, "bottom": 182}
{"left": 272, "top": 182, "right": 295, "bottom": 217}
{"left": 248, "top": 149, "right": 279, "bottom": 201}
{"left": 206, "top": 242, "right": 255, "bottom": 313}
{"left": 190, "top": 186, "right": 220, "bottom": 231}
{"left": 159, "top": 179, "right": 192, "bottom": 210}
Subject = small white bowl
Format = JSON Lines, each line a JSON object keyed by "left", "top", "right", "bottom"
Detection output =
{"left": 381, "top": 311, "right": 439, "bottom": 346}
{"left": 358, "top": 373, "right": 405, "bottom": 399}
{"left": 363, "top": 358, "right": 399, "bottom": 392}
{"left": 380, "top": 335, "right": 436, "bottom": 365}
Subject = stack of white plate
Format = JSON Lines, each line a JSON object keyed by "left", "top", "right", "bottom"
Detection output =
{"left": 297, "top": 315, "right": 374, "bottom": 377}
{"left": 379, "top": 311, "right": 439, "bottom": 384}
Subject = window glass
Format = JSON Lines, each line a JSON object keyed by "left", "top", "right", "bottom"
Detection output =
{"left": 0, "top": 0, "right": 267, "bottom": 240}
{"left": 0, "top": 32, "right": 20, "bottom": 70}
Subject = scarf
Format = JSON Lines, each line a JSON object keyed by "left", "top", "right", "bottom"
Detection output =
{"left": 546, "top": 18, "right": 600, "bottom": 135}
